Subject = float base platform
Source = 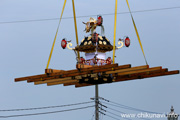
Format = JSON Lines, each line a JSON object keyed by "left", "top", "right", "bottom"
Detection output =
{"left": 15, "top": 64, "right": 179, "bottom": 88}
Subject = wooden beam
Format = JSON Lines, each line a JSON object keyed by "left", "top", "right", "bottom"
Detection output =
{"left": 128, "top": 68, "right": 168, "bottom": 78}
{"left": 141, "top": 70, "right": 179, "bottom": 78}
{"left": 16, "top": 63, "right": 120, "bottom": 82}
{"left": 15, "top": 63, "right": 179, "bottom": 89}
{"left": 92, "top": 64, "right": 131, "bottom": 73}
{"left": 62, "top": 65, "right": 130, "bottom": 85}
{"left": 50, "top": 63, "right": 119, "bottom": 76}
{"left": 43, "top": 66, "right": 163, "bottom": 87}
{"left": 47, "top": 80, "right": 79, "bottom": 86}
{"left": 15, "top": 74, "right": 47, "bottom": 82}
{"left": 61, "top": 64, "right": 130, "bottom": 78}
{"left": 75, "top": 69, "right": 169, "bottom": 88}
{"left": 27, "top": 76, "right": 56, "bottom": 83}
{"left": 76, "top": 64, "right": 93, "bottom": 69}
{"left": 32, "top": 66, "right": 161, "bottom": 85}
{"left": 115, "top": 69, "right": 167, "bottom": 82}
{"left": 33, "top": 73, "right": 97, "bottom": 85}
{"left": 117, "top": 66, "right": 162, "bottom": 76}
{"left": 106, "top": 65, "right": 149, "bottom": 74}
{"left": 34, "top": 77, "right": 72, "bottom": 85}
{"left": 64, "top": 82, "right": 78, "bottom": 86}
{"left": 115, "top": 70, "right": 179, "bottom": 83}
{"left": 27, "top": 64, "right": 130, "bottom": 83}
{"left": 45, "top": 69, "right": 64, "bottom": 74}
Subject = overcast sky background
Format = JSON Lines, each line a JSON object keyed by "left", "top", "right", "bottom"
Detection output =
{"left": 0, "top": 0, "right": 180, "bottom": 120}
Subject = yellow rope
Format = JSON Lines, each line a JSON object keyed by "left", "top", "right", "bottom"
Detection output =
{"left": 72, "top": 0, "right": 80, "bottom": 59}
{"left": 113, "top": 0, "right": 118, "bottom": 64}
{"left": 46, "top": 0, "right": 67, "bottom": 69}
{"left": 126, "top": 0, "right": 148, "bottom": 65}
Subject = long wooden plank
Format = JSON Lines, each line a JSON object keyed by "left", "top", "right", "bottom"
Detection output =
{"left": 64, "top": 82, "right": 79, "bottom": 86}
{"left": 115, "top": 70, "right": 179, "bottom": 82}
{"left": 27, "top": 64, "right": 130, "bottom": 83}
{"left": 115, "top": 68, "right": 168, "bottom": 82}
{"left": 76, "top": 64, "right": 93, "bottom": 69}
{"left": 128, "top": 68, "right": 168, "bottom": 78}
{"left": 15, "top": 64, "right": 179, "bottom": 89}
{"left": 62, "top": 68, "right": 167, "bottom": 87}
{"left": 34, "top": 77, "right": 72, "bottom": 85}
{"left": 45, "top": 69, "right": 64, "bottom": 74}
{"left": 92, "top": 64, "right": 131, "bottom": 73}
{"left": 109, "top": 67, "right": 162, "bottom": 78}
{"left": 15, "top": 63, "right": 119, "bottom": 82}
{"left": 106, "top": 65, "right": 149, "bottom": 74}
{"left": 117, "top": 66, "right": 162, "bottom": 76}
{"left": 63, "top": 65, "right": 132, "bottom": 87}
{"left": 61, "top": 64, "right": 130, "bottom": 78}
{"left": 47, "top": 80, "right": 79, "bottom": 86}
{"left": 141, "top": 70, "right": 179, "bottom": 78}
{"left": 33, "top": 73, "right": 98, "bottom": 85}
{"left": 50, "top": 64, "right": 119, "bottom": 76}
{"left": 35, "top": 68, "right": 165, "bottom": 86}
{"left": 15, "top": 74, "right": 47, "bottom": 82}
{"left": 75, "top": 69, "right": 169, "bottom": 88}
{"left": 27, "top": 76, "right": 56, "bottom": 83}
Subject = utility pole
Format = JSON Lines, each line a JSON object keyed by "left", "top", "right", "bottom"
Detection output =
{"left": 95, "top": 85, "right": 99, "bottom": 120}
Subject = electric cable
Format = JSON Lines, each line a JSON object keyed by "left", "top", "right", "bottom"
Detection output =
{"left": 106, "top": 110, "right": 132, "bottom": 120}
{"left": 100, "top": 98, "right": 163, "bottom": 114}
{"left": 106, "top": 106, "right": 151, "bottom": 120}
{"left": 104, "top": 113, "right": 121, "bottom": 120}
{"left": 0, "top": 6, "right": 180, "bottom": 24}
{"left": 106, "top": 106, "right": 126, "bottom": 114}
{"left": 0, "top": 101, "right": 94, "bottom": 112}
{"left": 99, "top": 101, "right": 152, "bottom": 120}
{"left": 102, "top": 101, "right": 162, "bottom": 114}
{"left": 0, "top": 105, "right": 94, "bottom": 118}
{"left": 99, "top": 101, "right": 131, "bottom": 120}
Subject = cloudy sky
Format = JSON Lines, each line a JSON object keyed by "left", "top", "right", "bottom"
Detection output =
{"left": 0, "top": 0, "right": 180, "bottom": 120}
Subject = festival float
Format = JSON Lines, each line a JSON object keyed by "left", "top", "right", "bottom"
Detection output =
{"left": 15, "top": 0, "right": 179, "bottom": 88}
{"left": 14, "top": 1, "right": 179, "bottom": 119}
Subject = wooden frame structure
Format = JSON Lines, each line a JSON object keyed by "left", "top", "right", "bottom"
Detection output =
{"left": 15, "top": 64, "right": 179, "bottom": 88}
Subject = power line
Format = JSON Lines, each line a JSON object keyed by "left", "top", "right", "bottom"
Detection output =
{"left": 99, "top": 100, "right": 153, "bottom": 120}
{"left": 0, "top": 6, "right": 180, "bottom": 24}
{"left": 99, "top": 102, "right": 132, "bottom": 120}
{"left": 0, "top": 105, "right": 94, "bottom": 118}
{"left": 104, "top": 113, "right": 121, "bottom": 120}
{"left": 101, "top": 101, "right": 162, "bottom": 114}
{"left": 106, "top": 110, "right": 132, "bottom": 120}
{"left": 107, "top": 106, "right": 127, "bottom": 114}
{"left": 106, "top": 106, "right": 151, "bottom": 120}
{"left": 100, "top": 98, "right": 163, "bottom": 114}
{"left": 99, "top": 110, "right": 121, "bottom": 120}
{"left": 0, "top": 101, "right": 93, "bottom": 112}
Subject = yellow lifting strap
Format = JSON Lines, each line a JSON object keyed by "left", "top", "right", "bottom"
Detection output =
{"left": 113, "top": 0, "right": 118, "bottom": 64}
{"left": 46, "top": 0, "right": 67, "bottom": 69}
{"left": 126, "top": 0, "right": 148, "bottom": 65}
{"left": 72, "top": 0, "right": 80, "bottom": 59}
